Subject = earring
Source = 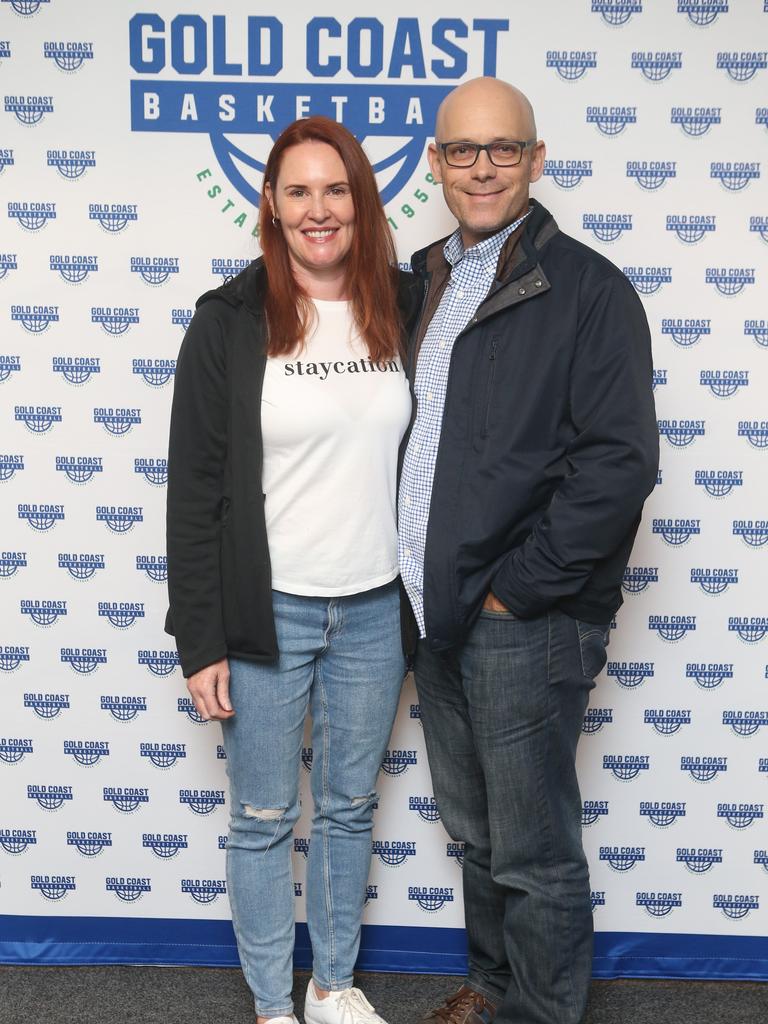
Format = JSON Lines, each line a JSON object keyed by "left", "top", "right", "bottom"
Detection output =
{"left": 272, "top": 216, "right": 279, "bottom": 227}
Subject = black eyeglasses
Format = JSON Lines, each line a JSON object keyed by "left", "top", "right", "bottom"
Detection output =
{"left": 437, "top": 140, "right": 537, "bottom": 168}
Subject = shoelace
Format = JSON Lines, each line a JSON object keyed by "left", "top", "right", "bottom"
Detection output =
{"left": 428, "top": 988, "right": 487, "bottom": 1024}
{"left": 333, "top": 987, "right": 382, "bottom": 1024}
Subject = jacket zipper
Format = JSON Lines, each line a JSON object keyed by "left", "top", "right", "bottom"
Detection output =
{"left": 482, "top": 340, "right": 497, "bottom": 438}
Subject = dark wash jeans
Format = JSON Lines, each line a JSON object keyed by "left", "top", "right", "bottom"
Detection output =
{"left": 414, "top": 608, "right": 610, "bottom": 1024}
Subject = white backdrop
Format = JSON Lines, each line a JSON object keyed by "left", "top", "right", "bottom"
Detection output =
{"left": 1, "top": 0, "right": 767, "bottom": 979}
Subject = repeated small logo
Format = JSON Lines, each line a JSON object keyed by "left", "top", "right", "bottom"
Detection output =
{"left": 132, "top": 359, "right": 176, "bottom": 387}
{"left": 754, "top": 849, "right": 768, "bottom": 874}
{"left": 88, "top": 203, "right": 138, "bottom": 233}
{"left": 605, "top": 660, "right": 654, "bottom": 689}
{"left": 0, "top": 147, "right": 13, "bottom": 172}
{"left": 172, "top": 308, "right": 193, "bottom": 331}
{"left": 381, "top": 749, "right": 417, "bottom": 776}
{"left": 372, "top": 840, "right": 417, "bottom": 867}
{"left": 4, "top": 94, "right": 53, "bottom": 126}
{"left": 60, "top": 647, "right": 107, "bottom": 675}
{"left": 545, "top": 50, "right": 597, "bottom": 81}
{"left": 632, "top": 51, "right": 682, "bottom": 81}
{"left": 690, "top": 568, "right": 738, "bottom": 595}
{"left": 179, "top": 788, "right": 226, "bottom": 815}
{"left": 652, "top": 517, "right": 700, "bottom": 544}
{"left": 130, "top": 256, "right": 180, "bottom": 285}
{"left": 52, "top": 355, "right": 100, "bottom": 385}
{"left": 737, "top": 420, "right": 768, "bottom": 450}
{"left": 64, "top": 740, "right": 110, "bottom": 767}
{"left": 100, "top": 695, "right": 147, "bottom": 723}
{"left": 658, "top": 421, "right": 706, "bottom": 450}
{"left": 622, "top": 566, "right": 658, "bottom": 594}
{"left": 211, "top": 257, "right": 250, "bottom": 279}
{"left": 43, "top": 41, "right": 94, "bottom": 73}
{"left": 178, "top": 696, "right": 207, "bottom": 725}
{"left": 301, "top": 746, "right": 313, "bottom": 770}
{"left": 603, "top": 754, "right": 650, "bottom": 782}
{"left": 216, "top": 745, "right": 226, "bottom": 760}
{"left": 722, "top": 710, "right": 768, "bottom": 737}
{"left": 670, "top": 106, "right": 721, "bottom": 137}
{"left": 681, "top": 755, "right": 728, "bottom": 783}
{"left": 542, "top": 159, "right": 592, "bottom": 189}
{"left": 17, "top": 502, "right": 65, "bottom": 532}
{"left": 0, "top": 252, "right": 17, "bottom": 279}
{"left": 716, "top": 51, "right": 767, "bottom": 82}
{"left": 23, "top": 691, "right": 68, "bottom": 719}
{"left": 694, "top": 469, "right": 742, "bottom": 498}
{"left": 636, "top": 891, "right": 682, "bottom": 918}
{"left": 661, "top": 317, "right": 711, "bottom": 348}
{"left": 758, "top": 105, "right": 768, "bottom": 130}
{"left": 138, "top": 649, "right": 180, "bottom": 677}
{"left": 644, "top": 709, "right": 692, "bottom": 736}
{"left": 66, "top": 831, "right": 112, "bottom": 857}
{"left": 143, "top": 833, "right": 188, "bottom": 859}
{"left": 446, "top": 842, "right": 465, "bottom": 868}
{"left": 408, "top": 885, "right": 455, "bottom": 913}
{"left": 12, "top": 306, "right": 60, "bottom": 334}
{"left": 728, "top": 617, "right": 768, "bottom": 644}
{"left": 91, "top": 307, "right": 140, "bottom": 336}
{"left": 678, "top": 1, "right": 728, "bottom": 27}
{"left": 582, "top": 213, "right": 632, "bottom": 243}
{"left": 20, "top": 598, "right": 67, "bottom": 627}
{"left": 640, "top": 801, "right": 687, "bottom": 828}
{"left": 713, "top": 893, "right": 760, "bottom": 920}
{"left": 27, "top": 783, "right": 74, "bottom": 811}
{"left": 666, "top": 214, "right": 715, "bottom": 245}
{"left": 710, "top": 162, "right": 760, "bottom": 192}
{"left": 96, "top": 505, "right": 144, "bottom": 533}
{"left": 0, "top": 550, "right": 26, "bottom": 577}
{"left": 58, "top": 553, "right": 105, "bottom": 581}
{"left": 686, "top": 662, "right": 733, "bottom": 690}
{"left": 0, "top": 354, "right": 21, "bottom": 379}
{"left": 0, "top": 40, "right": 9, "bottom": 61}
{"left": 181, "top": 878, "right": 227, "bottom": 905}
{"left": 591, "top": 891, "right": 606, "bottom": 912}
{"left": 8, "top": 201, "right": 57, "bottom": 231}
{"left": 581, "top": 799, "right": 610, "bottom": 826}
{"left": 93, "top": 407, "right": 141, "bottom": 437}
{"left": 706, "top": 267, "right": 756, "bottom": 297}
{"left": 592, "top": 1, "right": 642, "bottom": 26}
{"left": 55, "top": 455, "right": 103, "bottom": 483}
{"left": 732, "top": 520, "right": 768, "bottom": 549}
{"left": 622, "top": 266, "right": 672, "bottom": 295}
{"left": 648, "top": 615, "right": 696, "bottom": 642}
{"left": 98, "top": 601, "right": 145, "bottom": 629}
{"left": 136, "top": 554, "right": 168, "bottom": 583}
{"left": 103, "top": 785, "right": 150, "bottom": 813}
{"left": 0, "top": 737, "right": 33, "bottom": 764}
{"left": 582, "top": 708, "right": 613, "bottom": 734}
{"left": 717, "top": 802, "right": 764, "bottom": 829}
{"left": 626, "top": 160, "right": 676, "bottom": 190}
{"left": 599, "top": 846, "right": 645, "bottom": 871}
{"left": 4, "top": 0, "right": 52, "bottom": 14}
{"left": 133, "top": 459, "right": 168, "bottom": 489}
{"left": 409, "top": 704, "right": 422, "bottom": 723}
{"left": 46, "top": 149, "right": 97, "bottom": 181}
{"left": 750, "top": 218, "right": 768, "bottom": 244}
{"left": 294, "top": 837, "right": 310, "bottom": 859}
{"left": 106, "top": 876, "right": 152, "bottom": 903}
{"left": 364, "top": 884, "right": 378, "bottom": 905}
{"left": 586, "top": 105, "right": 636, "bottom": 136}
{"left": 140, "top": 742, "right": 186, "bottom": 769}
{"left": 0, "top": 828, "right": 37, "bottom": 855}
{"left": 408, "top": 796, "right": 441, "bottom": 823}
{"left": 31, "top": 875, "right": 76, "bottom": 901}
{"left": 652, "top": 369, "right": 667, "bottom": 391}
{"left": 676, "top": 847, "right": 722, "bottom": 874}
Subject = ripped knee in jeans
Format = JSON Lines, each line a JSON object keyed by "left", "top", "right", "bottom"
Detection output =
{"left": 242, "top": 804, "right": 285, "bottom": 821}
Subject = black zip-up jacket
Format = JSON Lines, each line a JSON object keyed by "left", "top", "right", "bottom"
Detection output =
{"left": 165, "top": 258, "right": 421, "bottom": 677}
{"left": 403, "top": 200, "right": 659, "bottom": 653}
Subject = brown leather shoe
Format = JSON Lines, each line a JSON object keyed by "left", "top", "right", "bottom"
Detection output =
{"left": 422, "top": 985, "right": 498, "bottom": 1024}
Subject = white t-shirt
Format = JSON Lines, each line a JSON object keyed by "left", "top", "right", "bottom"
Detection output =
{"left": 261, "top": 298, "right": 412, "bottom": 596}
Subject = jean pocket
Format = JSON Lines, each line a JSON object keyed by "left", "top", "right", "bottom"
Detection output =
{"left": 576, "top": 620, "right": 610, "bottom": 679}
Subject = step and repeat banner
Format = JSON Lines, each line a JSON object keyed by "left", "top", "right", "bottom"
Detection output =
{"left": 1, "top": 0, "right": 767, "bottom": 980}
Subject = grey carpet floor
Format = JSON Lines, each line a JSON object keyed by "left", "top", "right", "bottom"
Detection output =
{"left": 0, "top": 967, "right": 766, "bottom": 1024}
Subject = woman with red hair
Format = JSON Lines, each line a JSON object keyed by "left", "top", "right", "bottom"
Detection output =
{"left": 166, "top": 117, "right": 419, "bottom": 1024}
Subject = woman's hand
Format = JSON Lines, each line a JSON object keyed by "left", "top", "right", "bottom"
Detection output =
{"left": 187, "top": 658, "right": 235, "bottom": 720}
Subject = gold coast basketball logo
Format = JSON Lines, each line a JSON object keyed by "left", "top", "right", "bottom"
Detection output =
{"left": 128, "top": 13, "right": 510, "bottom": 232}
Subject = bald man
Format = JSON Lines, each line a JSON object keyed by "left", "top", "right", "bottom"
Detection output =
{"left": 398, "top": 79, "right": 658, "bottom": 1024}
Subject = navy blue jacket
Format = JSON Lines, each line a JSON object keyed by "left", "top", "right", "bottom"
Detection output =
{"left": 405, "top": 200, "right": 659, "bottom": 653}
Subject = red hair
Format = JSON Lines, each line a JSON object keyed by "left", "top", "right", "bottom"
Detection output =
{"left": 259, "top": 116, "right": 401, "bottom": 360}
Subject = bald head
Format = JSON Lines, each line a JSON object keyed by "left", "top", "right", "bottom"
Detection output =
{"left": 435, "top": 78, "right": 537, "bottom": 144}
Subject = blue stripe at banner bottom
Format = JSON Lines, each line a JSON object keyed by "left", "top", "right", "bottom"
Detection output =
{"left": 0, "top": 917, "right": 767, "bottom": 980}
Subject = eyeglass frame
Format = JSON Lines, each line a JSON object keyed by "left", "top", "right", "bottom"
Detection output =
{"left": 436, "top": 139, "right": 538, "bottom": 168}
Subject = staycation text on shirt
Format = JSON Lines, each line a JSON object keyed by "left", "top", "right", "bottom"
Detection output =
{"left": 284, "top": 359, "right": 401, "bottom": 381}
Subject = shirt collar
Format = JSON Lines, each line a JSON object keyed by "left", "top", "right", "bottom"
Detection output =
{"left": 443, "top": 207, "right": 532, "bottom": 277}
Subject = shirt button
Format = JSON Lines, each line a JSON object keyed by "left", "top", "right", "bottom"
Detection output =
{"left": 414, "top": 443, "right": 421, "bottom": 453}
{"left": 404, "top": 548, "right": 412, "bottom": 558}
{"left": 438, "top": 341, "right": 446, "bottom": 349}
{"left": 404, "top": 496, "right": 411, "bottom": 507}
{"left": 427, "top": 392, "right": 433, "bottom": 401}
{"left": 457, "top": 290, "right": 464, "bottom": 298}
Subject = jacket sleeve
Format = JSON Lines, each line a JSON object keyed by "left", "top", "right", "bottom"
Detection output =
{"left": 491, "top": 271, "right": 659, "bottom": 618}
{"left": 165, "top": 302, "right": 229, "bottom": 676}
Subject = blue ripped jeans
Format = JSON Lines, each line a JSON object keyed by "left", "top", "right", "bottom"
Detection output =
{"left": 221, "top": 582, "right": 405, "bottom": 1017}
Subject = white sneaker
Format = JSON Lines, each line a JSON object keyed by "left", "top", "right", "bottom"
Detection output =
{"left": 304, "top": 978, "right": 387, "bottom": 1024}
{"left": 259, "top": 1015, "right": 299, "bottom": 1024}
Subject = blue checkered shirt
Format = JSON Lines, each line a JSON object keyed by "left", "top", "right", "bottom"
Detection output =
{"left": 398, "top": 212, "right": 531, "bottom": 636}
